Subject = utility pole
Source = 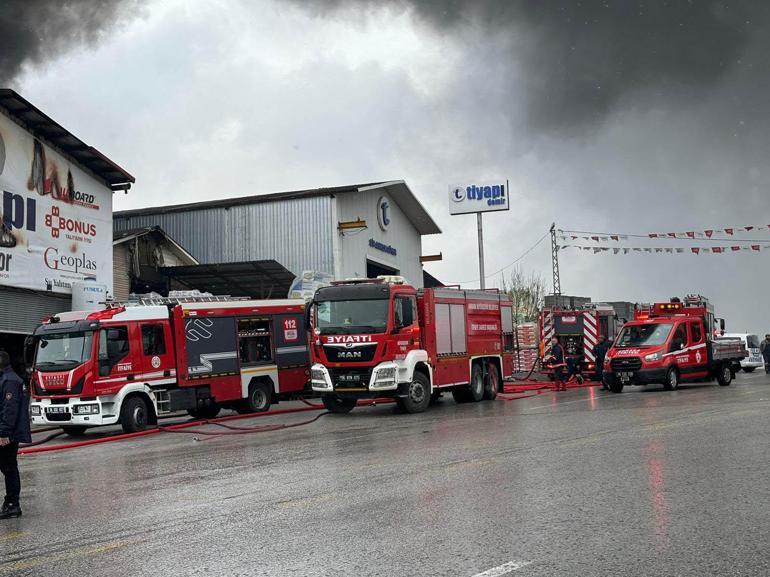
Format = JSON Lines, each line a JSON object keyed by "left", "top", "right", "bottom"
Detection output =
{"left": 550, "top": 223, "right": 561, "bottom": 295}
{"left": 477, "top": 212, "right": 485, "bottom": 289}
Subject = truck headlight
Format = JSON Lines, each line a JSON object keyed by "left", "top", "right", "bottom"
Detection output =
{"left": 311, "top": 369, "right": 326, "bottom": 383}
{"left": 30, "top": 405, "right": 42, "bottom": 416}
{"left": 644, "top": 352, "right": 662, "bottom": 362}
{"left": 73, "top": 404, "right": 100, "bottom": 415}
{"left": 375, "top": 367, "right": 396, "bottom": 382}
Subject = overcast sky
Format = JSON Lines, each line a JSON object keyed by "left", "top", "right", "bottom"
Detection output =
{"left": 5, "top": 0, "right": 770, "bottom": 333}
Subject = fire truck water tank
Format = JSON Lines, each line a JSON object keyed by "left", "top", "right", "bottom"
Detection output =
{"left": 71, "top": 280, "right": 108, "bottom": 311}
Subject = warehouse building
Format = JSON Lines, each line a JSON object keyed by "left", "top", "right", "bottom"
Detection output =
{"left": 0, "top": 90, "right": 133, "bottom": 372}
{"left": 114, "top": 181, "right": 441, "bottom": 289}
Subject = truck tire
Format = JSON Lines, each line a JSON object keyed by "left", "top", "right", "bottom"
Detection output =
{"left": 663, "top": 368, "right": 679, "bottom": 391}
{"left": 120, "top": 396, "right": 151, "bottom": 433}
{"left": 742, "top": 367, "right": 755, "bottom": 373}
{"left": 322, "top": 395, "right": 356, "bottom": 414}
{"left": 188, "top": 403, "right": 222, "bottom": 419}
{"left": 236, "top": 382, "right": 272, "bottom": 414}
{"left": 608, "top": 379, "right": 624, "bottom": 393}
{"left": 469, "top": 364, "right": 484, "bottom": 402}
{"left": 717, "top": 363, "right": 733, "bottom": 386}
{"left": 398, "top": 371, "right": 431, "bottom": 414}
{"left": 483, "top": 363, "right": 499, "bottom": 401}
{"left": 61, "top": 426, "right": 88, "bottom": 436}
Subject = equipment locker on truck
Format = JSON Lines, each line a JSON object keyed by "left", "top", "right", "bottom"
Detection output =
{"left": 603, "top": 295, "right": 746, "bottom": 393}
{"left": 28, "top": 296, "right": 310, "bottom": 434}
{"left": 309, "top": 276, "right": 515, "bottom": 414}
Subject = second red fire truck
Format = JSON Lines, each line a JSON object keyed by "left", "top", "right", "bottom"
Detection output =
{"left": 603, "top": 295, "right": 746, "bottom": 392}
{"left": 309, "top": 276, "right": 515, "bottom": 414}
{"left": 29, "top": 297, "right": 310, "bottom": 434}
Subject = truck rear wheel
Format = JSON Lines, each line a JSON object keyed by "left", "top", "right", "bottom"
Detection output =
{"left": 61, "top": 426, "right": 88, "bottom": 436}
{"left": 120, "top": 396, "right": 151, "bottom": 433}
{"left": 322, "top": 395, "right": 356, "bottom": 414}
{"left": 398, "top": 372, "right": 431, "bottom": 414}
{"left": 663, "top": 368, "right": 679, "bottom": 391}
{"left": 188, "top": 403, "right": 222, "bottom": 420}
{"left": 452, "top": 364, "right": 484, "bottom": 404}
{"left": 483, "top": 363, "right": 499, "bottom": 401}
{"left": 717, "top": 363, "right": 733, "bottom": 386}
{"left": 236, "top": 382, "right": 272, "bottom": 414}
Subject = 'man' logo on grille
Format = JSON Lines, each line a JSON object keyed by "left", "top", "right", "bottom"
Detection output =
{"left": 338, "top": 351, "right": 362, "bottom": 359}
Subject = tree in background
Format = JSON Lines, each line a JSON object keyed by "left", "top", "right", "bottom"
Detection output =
{"left": 501, "top": 266, "right": 546, "bottom": 323}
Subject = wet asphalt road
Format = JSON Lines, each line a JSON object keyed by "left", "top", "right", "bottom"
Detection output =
{"left": 3, "top": 372, "right": 770, "bottom": 577}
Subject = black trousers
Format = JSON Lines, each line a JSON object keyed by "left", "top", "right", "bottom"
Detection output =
{"left": 0, "top": 442, "right": 20, "bottom": 504}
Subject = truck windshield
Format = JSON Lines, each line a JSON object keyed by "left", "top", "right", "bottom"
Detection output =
{"left": 616, "top": 323, "right": 673, "bottom": 348}
{"left": 35, "top": 332, "right": 94, "bottom": 372}
{"left": 314, "top": 299, "right": 389, "bottom": 334}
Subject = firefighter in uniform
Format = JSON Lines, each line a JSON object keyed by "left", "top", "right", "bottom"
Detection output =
{"left": 549, "top": 337, "right": 567, "bottom": 391}
{"left": 0, "top": 351, "right": 30, "bottom": 519}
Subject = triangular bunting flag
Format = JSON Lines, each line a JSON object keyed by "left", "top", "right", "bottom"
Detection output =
{"left": 593, "top": 247, "right": 602, "bottom": 254}
{"left": 623, "top": 248, "right": 630, "bottom": 254}
{"left": 610, "top": 235, "right": 619, "bottom": 241}
{"left": 591, "top": 236, "right": 599, "bottom": 242}
{"left": 644, "top": 248, "right": 652, "bottom": 253}
{"left": 633, "top": 248, "right": 642, "bottom": 252}
{"left": 731, "top": 246, "right": 741, "bottom": 251}
{"left": 613, "top": 248, "right": 620, "bottom": 254}
{"left": 665, "top": 248, "right": 673, "bottom": 254}
{"left": 691, "top": 248, "right": 700, "bottom": 254}
{"left": 676, "top": 248, "right": 684, "bottom": 253}
{"left": 712, "top": 247, "right": 723, "bottom": 253}
{"left": 655, "top": 248, "right": 663, "bottom": 253}
{"left": 705, "top": 230, "right": 713, "bottom": 238}
{"left": 667, "top": 233, "right": 676, "bottom": 238}
{"left": 745, "top": 226, "right": 754, "bottom": 231}
{"left": 686, "top": 231, "right": 695, "bottom": 238}
{"left": 725, "top": 228, "right": 734, "bottom": 235}
{"left": 752, "top": 245, "right": 760, "bottom": 251}
{"left": 649, "top": 233, "right": 658, "bottom": 238}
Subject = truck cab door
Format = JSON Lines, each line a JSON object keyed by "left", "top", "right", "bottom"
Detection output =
{"left": 393, "top": 295, "right": 419, "bottom": 358}
{"left": 140, "top": 322, "right": 175, "bottom": 380}
{"left": 668, "top": 322, "right": 691, "bottom": 377}
{"left": 95, "top": 325, "right": 134, "bottom": 392}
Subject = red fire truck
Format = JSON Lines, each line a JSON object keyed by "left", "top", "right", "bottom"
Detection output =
{"left": 539, "top": 303, "right": 623, "bottom": 377}
{"left": 29, "top": 297, "right": 310, "bottom": 434}
{"left": 603, "top": 295, "right": 747, "bottom": 393}
{"left": 309, "top": 277, "right": 515, "bottom": 414}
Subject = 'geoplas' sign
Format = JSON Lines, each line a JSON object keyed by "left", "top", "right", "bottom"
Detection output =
{"left": 0, "top": 111, "right": 113, "bottom": 295}
{"left": 448, "top": 181, "right": 509, "bottom": 215}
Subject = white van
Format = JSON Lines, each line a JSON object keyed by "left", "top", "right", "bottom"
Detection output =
{"left": 722, "top": 333, "right": 763, "bottom": 372}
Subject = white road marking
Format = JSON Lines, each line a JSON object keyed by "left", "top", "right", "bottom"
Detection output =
{"left": 470, "top": 560, "right": 533, "bottom": 577}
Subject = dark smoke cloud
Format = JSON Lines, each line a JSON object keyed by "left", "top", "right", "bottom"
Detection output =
{"left": 0, "top": 0, "right": 146, "bottom": 84}
{"left": 295, "top": 0, "right": 768, "bottom": 130}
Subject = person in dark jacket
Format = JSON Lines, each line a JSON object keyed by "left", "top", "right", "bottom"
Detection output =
{"left": 593, "top": 336, "right": 611, "bottom": 390}
{"left": 549, "top": 338, "right": 567, "bottom": 391}
{"left": 761, "top": 335, "right": 770, "bottom": 374}
{"left": 0, "top": 351, "right": 30, "bottom": 519}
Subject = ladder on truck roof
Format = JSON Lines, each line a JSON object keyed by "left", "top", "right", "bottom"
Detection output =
{"left": 109, "top": 295, "right": 251, "bottom": 307}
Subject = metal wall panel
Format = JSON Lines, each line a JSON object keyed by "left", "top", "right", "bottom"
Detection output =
{"left": 114, "top": 196, "right": 335, "bottom": 278}
{"left": 336, "top": 189, "right": 424, "bottom": 287}
{"left": 112, "top": 244, "right": 131, "bottom": 302}
{"left": 0, "top": 288, "right": 71, "bottom": 334}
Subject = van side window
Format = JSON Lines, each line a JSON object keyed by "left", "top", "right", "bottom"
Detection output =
{"left": 690, "top": 322, "right": 703, "bottom": 344}
{"left": 142, "top": 324, "right": 166, "bottom": 356}
{"left": 670, "top": 324, "right": 687, "bottom": 352}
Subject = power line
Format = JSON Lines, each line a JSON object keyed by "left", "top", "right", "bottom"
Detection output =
{"left": 447, "top": 229, "right": 550, "bottom": 285}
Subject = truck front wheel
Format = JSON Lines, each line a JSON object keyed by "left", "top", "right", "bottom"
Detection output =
{"left": 663, "top": 368, "right": 679, "bottom": 391}
{"left": 717, "top": 363, "right": 733, "bottom": 386}
{"left": 120, "top": 396, "right": 151, "bottom": 433}
{"left": 398, "top": 372, "right": 431, "bottom": 414}
{"left": 322, "top": 395, "right": 356, "bottom": 414}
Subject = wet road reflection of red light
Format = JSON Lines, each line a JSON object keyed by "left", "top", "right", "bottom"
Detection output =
{"left": 644, "top": 439, "right": 670, "bottom": 548}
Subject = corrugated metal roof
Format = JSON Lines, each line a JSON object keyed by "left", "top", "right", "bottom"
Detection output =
{"left": 115, "top": 180, "right": 442, "bottom": 236}
{"left": 0, "top": 89, "right": 135, "bottom": 188}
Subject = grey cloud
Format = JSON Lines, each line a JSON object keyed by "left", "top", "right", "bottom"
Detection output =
{"left": 293, "top": 0, "right": 767, "bottom": 131}
{"left": 0, "top": 0, "right": 147, "bottom": 84}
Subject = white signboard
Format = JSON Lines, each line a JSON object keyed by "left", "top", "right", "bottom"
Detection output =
{"left": 449, "top": 181, "right": 510, "bottom": 215}
{"left": 0, "top": 110, "right": 113, "bottom": 294}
